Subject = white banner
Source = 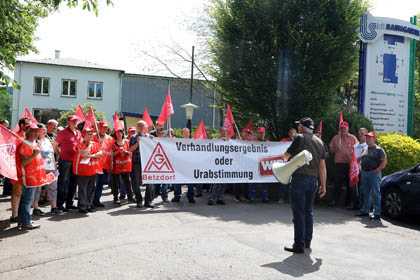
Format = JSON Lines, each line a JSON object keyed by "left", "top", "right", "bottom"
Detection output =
{"left": 139, "top": 137, "right": 291, "bottom": 184}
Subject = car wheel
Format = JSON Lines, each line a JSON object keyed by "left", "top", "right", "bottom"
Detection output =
{"left": 383, "top": 188, "right": 403, "bottom": 219}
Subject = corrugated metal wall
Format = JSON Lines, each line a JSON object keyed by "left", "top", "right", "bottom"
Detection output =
{"left": 121, "top": 74, "right": 221, "bottom": 129}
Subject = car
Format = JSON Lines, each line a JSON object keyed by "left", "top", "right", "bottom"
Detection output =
{"left": 380, "top": 164, "right": 420, "bottom": 219}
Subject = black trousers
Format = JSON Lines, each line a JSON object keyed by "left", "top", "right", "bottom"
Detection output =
{"left": 77, "top": 175, "right": 96, "bottom": 210}
{"left": 111, "top": 173, "right": 133, "bottom": 201}
{"left": 130, "top": 163, "right": 153, "bottom": 204}
{"left": 57, "top": 160, "right": 78, "bottom": 209}
{"left": 332, "top": 163, "right": 358, "bottom": 206}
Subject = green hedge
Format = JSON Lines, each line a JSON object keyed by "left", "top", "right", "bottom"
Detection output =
{"left": 377, "top": 133, "right": 420, "bottom": 175}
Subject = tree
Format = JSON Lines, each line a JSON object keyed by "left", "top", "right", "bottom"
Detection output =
{"left": 208, "top": 0, "right": 367, "bottom": 137}
{"left": 0, "top": 0, "right": 111, "bottom": 95}
{"left": 0, "top": 90, "right": 11, "bottom": 122}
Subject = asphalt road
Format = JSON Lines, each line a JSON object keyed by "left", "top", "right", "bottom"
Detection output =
{"left": 1, "top": 187, "right": 420, "bottom": 280}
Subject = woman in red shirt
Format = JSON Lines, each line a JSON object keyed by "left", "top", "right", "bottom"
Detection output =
{"left": 18, "top": 124, "right": 47, "bottom": 230}
{"left": 111, "top": 129, "right": 134, "bottom": 206}
{"left": 73, "top": 128, "right": 102, "bottom": 214}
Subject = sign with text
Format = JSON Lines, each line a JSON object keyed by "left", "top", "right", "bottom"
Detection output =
{"left": 140, "top": 137, "right": 291, "bottom": 184}
{"left": 359, "top": 13, "right": 419, "bottom": 134}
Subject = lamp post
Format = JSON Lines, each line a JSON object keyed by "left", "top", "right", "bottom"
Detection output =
{"left": 180, "top": 102, "right": 199, "bottom": 137}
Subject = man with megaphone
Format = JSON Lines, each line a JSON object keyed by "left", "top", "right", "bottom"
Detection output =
{"left": 278, "top": 117, "right": 327, "bottom": 254}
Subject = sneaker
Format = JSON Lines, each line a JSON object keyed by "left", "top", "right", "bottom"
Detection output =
{"left": 33, "top": 208, "right": 45, "bottom": 216}
{"left": 21, "top": 223, "right": 41, "bottom": 230}
{"left": 50, "top": 208, "right": 63, "bottom": 215}
{"left": 371, "top": 215, "right": 381, "bottom": 220}
{"left": 9, "top": 216, "right": 18, "bottom": 223}
{"left": 94, "top": 202, "right": 105, "bottom": 208}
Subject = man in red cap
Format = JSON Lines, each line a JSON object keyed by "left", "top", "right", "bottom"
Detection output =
{"left": 329, "top": 121, "right": 358, "bottom": 208}
{"left": 357, "top": 132, "right": 387, "bottom": 220}
{"left": 93, "top": 120, "right": 115, "bottom": 207}
{"left": 55, "top": 115, "right": 82, "bottom": 211}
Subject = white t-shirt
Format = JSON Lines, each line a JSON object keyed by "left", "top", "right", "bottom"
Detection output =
{"left": 39, "top": 138, "right": 56, "bottom": 171}
{"left": 354, "top": 142, "right": 368, "bottom": 160}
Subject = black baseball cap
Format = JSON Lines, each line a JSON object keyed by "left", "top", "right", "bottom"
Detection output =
{"left": 295, "top": 117, "right": 314, "bottom": 130}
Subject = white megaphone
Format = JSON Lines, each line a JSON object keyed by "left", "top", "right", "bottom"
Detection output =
{"left": 272, "top": 150, "right": 313, "bottom": 184}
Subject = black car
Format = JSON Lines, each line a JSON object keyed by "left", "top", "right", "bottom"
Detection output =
{"left": 381, "top": 164, "right": 420, "bottom": 219}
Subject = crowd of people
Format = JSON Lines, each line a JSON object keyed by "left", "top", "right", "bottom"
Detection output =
{"left": 0, "top": 113, "right": 387, "bottom": 234}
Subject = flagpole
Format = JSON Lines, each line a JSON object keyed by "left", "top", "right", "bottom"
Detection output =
{"left": 90, "top": 106, "right": 99, "bottom": 136}
{"left": 234, "top": 121, "right": 242, "bottom": 140}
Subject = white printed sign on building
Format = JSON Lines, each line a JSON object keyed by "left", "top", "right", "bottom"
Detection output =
{"left": 139, "top": 137, "right": 291, "bottom": 184}
{"left": 359, "top": 13, "right": 419, "bottom": 134}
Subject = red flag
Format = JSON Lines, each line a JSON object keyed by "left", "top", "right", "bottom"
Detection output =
{"left": 339, "top": 111, "right": 344, "bottom": 126}
{"left": 75, "top": 105, "right": 86, "bottom": 122}
{"left": 14, "top": 107, "right": 38, "bottom": 132}
{"left": 142, "top": 107, "right": 154, "bottom": 128}
{"left": 113, "top": 112, "right": 124, "bottom": 131}
{"left": 84, "top": 106, "right": 97, "bottom": 130}
{"left": 157, "top": 89, "right": 174, "bottom": 126}
{"left": 223, "top": 104, "right": 236, "bottom": 139}
{"left": 193, "top": 120, "right": 208, "bottom": 140}
{"left": 316, "top": 120, "right": 323, "bottom": 137}
{"left": 349, "top": 150, "right": 359, "bottom": 188}
{"left": 0, "top": 125, "right": 19, "bottom": 180}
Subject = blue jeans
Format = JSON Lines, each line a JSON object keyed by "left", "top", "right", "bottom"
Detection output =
{"left": 360, "top": 170, "right": 382, "bottom": 216}
{"left": 174, "top": 185, "right": 194, "bottom": 200}
{"left": 290, "top": 174, "right": 318, "bottom": 249}
{"left": 18, "top": 186, "right": 37, "bottom": 226}
{"left": 94, "top": 171, "right": 109, "bottom": 204}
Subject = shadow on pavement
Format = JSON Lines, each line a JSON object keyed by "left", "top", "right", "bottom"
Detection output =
{"left": 261, "top": 253, "right": 322, "bottom": 277}
{"left": 0, "top": 224, "right": 29, "bottom": 240}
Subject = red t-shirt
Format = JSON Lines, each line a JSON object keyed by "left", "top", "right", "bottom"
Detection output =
{"left": 56, "top": 127, "right": 81, "bottom": 161}
{"left": 19, "top": 141, "right": 46, "bottom": 188}
{"left": 112, "top": 140, "right": 132, "bottom": 174}
{"left": 73, "top": 141, "right": 101, "bottom": 176}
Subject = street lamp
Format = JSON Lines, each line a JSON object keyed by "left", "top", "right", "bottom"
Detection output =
{"left": 180, "top": 102, "right": 199, "bottom": 136}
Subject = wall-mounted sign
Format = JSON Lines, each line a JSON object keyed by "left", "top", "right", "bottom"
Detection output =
{"left": 358, "top": 13, "right": 419, "bottom": 134}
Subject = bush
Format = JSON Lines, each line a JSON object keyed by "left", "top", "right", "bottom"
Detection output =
{"left": 58, "top": 103, "right": 105, "bottom": 127}
{"left": 377, "top": 133, "right": 420, "bottom": 175}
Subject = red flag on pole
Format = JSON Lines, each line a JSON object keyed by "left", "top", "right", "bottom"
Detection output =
{"left": 14, "top": 107, "right": 38, "bottom": 132}
{"left": 339, "top": 111, "right": 344, "bottom": 126}
{"left": 193, "top": 120, "right": 208, "bottom": 140}
{"left": 316, "top": 120, "right": 323, "bottom": 137}
{"left": 113, "top": 112, "right": 124, "bottom": 131}
{"left": 0, "top": 125, "right": 19, "bottom": 180}
{"left": 142, "top": 107, "right": 154, "bottom": 128}
{"left": 157, "top": 88, "right": 174, "bottom": 126}
{"left": 75, "top": 105, "right": 86, "bottom": 122}
{"left": 349, "top": 150, "right": 359, "bottom": 188}
{"left": 84, "top": 106, "right": 97, "bottom": 130}
{"left": 223, "top": 104, "right": 236, "bottom": 139}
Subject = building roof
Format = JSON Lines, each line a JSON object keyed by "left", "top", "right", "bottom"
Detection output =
{"left": 17, "top": 57, "right": 124, "bottom": 72}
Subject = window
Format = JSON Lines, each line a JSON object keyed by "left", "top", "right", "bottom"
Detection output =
{"left": 33, "top": 108, "right": 62, "bottom": 124}
{"left": 62, "top": 79, "right": 77, "bottom": 97}
{"left": 88, "top": 81, "right": 103, "bottom": 99}
{"left": 34, "top": 77, "right": 49, "bottom": 95}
